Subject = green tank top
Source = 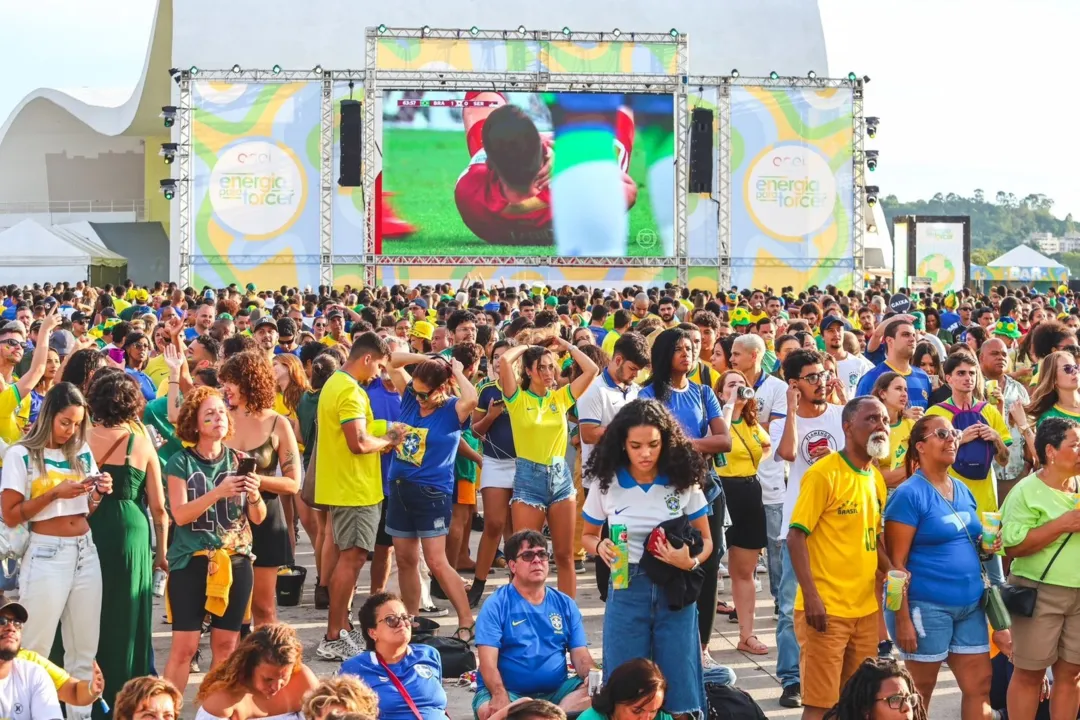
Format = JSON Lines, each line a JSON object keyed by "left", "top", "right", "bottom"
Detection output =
{"left": 164, "top": 446, "right": 253, "bottom": 570}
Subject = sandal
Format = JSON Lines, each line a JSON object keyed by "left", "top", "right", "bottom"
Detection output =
{"left": 453, "top": 624, "right": 475, "bottom": 644}
{"left": 737, "top": 635, "right": 769, "bottom": 656}
{"left": 716, "top": 601, "right": 736, "bottom": 615}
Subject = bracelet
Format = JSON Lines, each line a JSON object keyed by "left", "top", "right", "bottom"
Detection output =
{"left": 248, "top": 494, "right": 264, "bottom": 504}
{"left": 168, "top": 380, "right": 180, "bottom": 385}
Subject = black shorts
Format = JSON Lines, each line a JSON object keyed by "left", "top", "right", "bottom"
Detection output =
{"left": 168, "top": 554, "right": 254, "bottom": 632}
{"left": 375, "top": 502, "right": 393, "bottom": 548}
{"left": 719, "top": 475, "right": 768, "bottom": 550}
{"left": 251, "top": 493, "right": 295, "bottom": 568}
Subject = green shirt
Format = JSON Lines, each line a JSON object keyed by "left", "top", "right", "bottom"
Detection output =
{"left": 164, "top": 447, "right": 252, "bottom": 571}
{"left": 1001, "top": 472, "right": 1080, "bottom": 588}
{"left": 762, "top": 349, "right": 778, "bottom": 374}
{"left": 1036, "top": 404, "right": 1080, "bottom": 427}
{"left": 143, "top": 395, "right": 184, "bottom": 466}
{"left": 297, "top": 390, "right": 321, "bottom": 466}
{"left": 454, "top": 428, "right": 482, "bottom": 483}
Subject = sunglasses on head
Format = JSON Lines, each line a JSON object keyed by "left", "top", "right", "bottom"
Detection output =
{"left": 378, "top": 613, "right": 413, "bottom": 629}
{"left": 516, "top": 549, "right": 550, "bottom": 563}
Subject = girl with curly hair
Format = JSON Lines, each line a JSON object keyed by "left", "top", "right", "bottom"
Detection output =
{"left": 219, "top": 351, "right": 302, "bottom": 628}
{"left": 301, "top": 677, "right": 379, "bottom": 720}
{"left": 195, "top": 623, "right": 319, "bottom": 720}
{"left": 161, "top": 385, "right": 267, "bottom": 693}
{"left": 824, "top": 657, "right": 925, "bottom": 720}
{"left": 581, "top": 398, "right": 712, "bottom": 718}
{"left": 86, "top": 368, "right": 169, "bottom": 715}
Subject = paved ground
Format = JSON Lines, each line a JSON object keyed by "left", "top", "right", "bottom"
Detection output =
{"left": 150, "top": 532, "right": 964, "bottom": 718}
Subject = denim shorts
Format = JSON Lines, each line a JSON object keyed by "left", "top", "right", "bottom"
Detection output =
{"left": 472, "top": 676, "right": 584, "bottom": 717}
{"left": 512, "top": 457, "right": 575, "bottom": 510}
{"left": 884, "top": 597, "right": 990, "bottom": 662}
{"left": 385, "top": 479, "right": 453, "bottom": 539}
{"left": 603, "top": 564, "right": 704, "bottom": 716}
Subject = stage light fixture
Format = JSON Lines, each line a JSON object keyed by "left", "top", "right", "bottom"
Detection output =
{"left": 231, "top": 64, "right": 242, "bottom": 73}
{"left": 160, "top": 106, "right": 177, "bottom": 128}
{"left": 160, "top": 179, "right": 177, "bottom": 201}
{"left": 670, "top": 28, "right": 679, "bottom": 37}
{"left": 271, "top": 64, "right": 282, "bottom": 75}
{"left": 863, "top": 75, "right": 871, "bottom": 84}
{"left": 160, "top": 142, "right": 178, "bottom": 165}
{"left": 189, "top": 66, "right": 199, "bottom": 76}
{"left": 421, "top": 25, "right": 431, "bottom": 35}
{"left": 517, "top": 25, "right": 527, "bottom": 35}
{"left": 866, "top": 117, "right": 879, "bottom": 138}
{"left": 377, "top": 24, "right": 388, "bottom": 34}
{"left": 612, "top": 28, "right": 621, "bottom": 37}
{"left": 470, "top": 26, "right": 479, "bottom": 35}
{"left": 769, "top": 71, "right": 779, "bottom": 80}
{"left": 865, "top": 185, "right": 880, "bottom": 206}
{"left": 313, "top": 65, "right": 323, "bottom": 74}
{"left": 807, "top": 70, "right": 817, "bottom": 79}
{"left": 847, "top": 71, "right": 857, "bottom": 82}
{"left": 562, "top": 27, "right": 571, "bottom": 36}
{"left": 866, "top": 150, "right": 879, "bottom": 172}
{"left": 168, "top": 67, "right": 180, "bottom": 78}
{"left": 868, "top": 223, "right": 877, "bottom": 233}
{"left": 731, "top": 69, "right": 739, "bottom": 79}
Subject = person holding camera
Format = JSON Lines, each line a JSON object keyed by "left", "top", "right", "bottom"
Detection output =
{"left": 0, "top": 382, "right": 111, "bottom": 720}
{"left": 713, "top": 369, "right": 771, "bottom": 655}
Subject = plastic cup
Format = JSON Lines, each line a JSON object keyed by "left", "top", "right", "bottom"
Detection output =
{"left": 884, "top": 570, "right": 907, "bottom": 611}
{"left": 982, "top": 511, "right": 1002, "bottom": 552}
{"left": 370, "top": 419, "right": 388, "bottom": 436}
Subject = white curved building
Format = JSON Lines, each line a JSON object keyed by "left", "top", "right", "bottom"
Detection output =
{"left": 0, "top": 0, "right": 832, "bottom": 281}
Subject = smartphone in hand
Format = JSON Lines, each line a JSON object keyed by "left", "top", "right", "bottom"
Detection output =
{"left": 237, "top": 458, "right": 257, "bottom": 476}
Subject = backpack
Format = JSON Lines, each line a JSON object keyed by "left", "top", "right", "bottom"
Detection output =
{"left": 941, "top": 401, "right": 994, "bottom": 480}
{"left": 705, "top": 683, "right": 767, "bottom": 720}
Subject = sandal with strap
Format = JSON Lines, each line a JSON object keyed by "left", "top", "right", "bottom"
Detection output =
{"left": 716, "top": 601, "right": 736, "bottom": 615}
{"left": 737, "top": 635, "right": 769, "bottom": 656}
{"left": 453, "top": 624, "right": 475, "bottom": 645}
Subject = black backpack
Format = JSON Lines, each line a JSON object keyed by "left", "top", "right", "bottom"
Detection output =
{"left": 705, "top": 683, "right": 767, "bottom": 720}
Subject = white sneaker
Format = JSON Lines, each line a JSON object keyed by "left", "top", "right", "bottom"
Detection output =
{"left": 756, "top": 557, "right": 767, "bottom": 574}
{"left": 754, "top": 576, "right": 763, "bottom": 593}
{"left": 702, "top": 650, "right": 721, "bottom": 670}
{"left": 718, "top": 562, "right": 730, "bottom": 578}
{"left": 316, "top": 629, "right": 362, "bottom": 661}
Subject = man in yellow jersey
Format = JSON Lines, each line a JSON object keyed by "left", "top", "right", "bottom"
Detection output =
{"left": 788, "top": 397, "right": 891, "bottom": 719}
{"left": 314, "top": 332, "right": 404, "bottom": 661}
{"left": 601, "top": 309, "right": 631, "bottom": 357}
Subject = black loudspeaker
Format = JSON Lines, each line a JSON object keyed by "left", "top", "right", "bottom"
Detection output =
{"left": 1069, "top": 279, "right": 1080, "bottom": 293}
{"left": 338, "top": 100, "right": 362, "bottom": 187}
{"left": 688, "top": 107, "right": 714, "bottom": 193}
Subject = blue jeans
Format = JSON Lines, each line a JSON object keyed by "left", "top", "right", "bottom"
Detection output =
{"left": 984, "top": 554, "right": 1005, "bottom": 586}
{"left": 605, "top": 565, "right": 705, "bottom": 716}
{"left": 775, "top": 540, "right": 801, "bottom": 689}
{"left": 764, "top": 503, "right": 783, "bottom": 603}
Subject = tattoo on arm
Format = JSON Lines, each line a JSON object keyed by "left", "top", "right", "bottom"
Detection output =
{"left": 281, "top": 450, "right": 299, "bottom": 477}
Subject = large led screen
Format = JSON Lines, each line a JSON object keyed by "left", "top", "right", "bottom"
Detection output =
{"left": 379, "top": 91, "right": 675, "bottom": 257}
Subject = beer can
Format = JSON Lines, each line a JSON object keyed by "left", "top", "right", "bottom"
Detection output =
{"left": 588, "top": 668, "right": 603, "bottom": 697}
{"left": 152, "top": 568, "right": 167, "bottom": 597}
{"left": 610, "top": 524, "right": 630, "bottom": 590}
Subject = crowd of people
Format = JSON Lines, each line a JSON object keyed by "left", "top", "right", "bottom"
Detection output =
{"left": 0, "top": 275, "right": 1079, "bottom": 720}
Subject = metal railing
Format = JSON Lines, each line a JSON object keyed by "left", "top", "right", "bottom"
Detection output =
{"left": 0, "top": 199, "right": 146, "bottom": 220}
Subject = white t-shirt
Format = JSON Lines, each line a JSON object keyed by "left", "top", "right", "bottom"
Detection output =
{"left": 753, "top": 374, "right": 788, "bottom": 505}
{"left": 772, "top": 403, "right": 845, "bottom": 539}
{"left": 576, "top": 372, "right": 640, "bottom": 489}
{"left": 0, "top": 657, "right": 63, "bottom": 720}
{"left": 835, "top": 353, "right": 874, "bottom": 399}
{"left": 0, "top": 444, "right": 96, "bottom": 521}
{"left": 582, "top": 469, "right": 708, "bottom": 564}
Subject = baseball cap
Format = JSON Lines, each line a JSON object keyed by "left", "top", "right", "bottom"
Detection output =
{"left": 70, "top": 311, "right": 88, "bottom": 324}
{"left": 484, "top": 302, "right": 501, "bottom": 314}
{"left": 135, "top": 289, "right": 149, "bottom": 303}
{"left": 253, "top": 317, "right": 277, "bottom": 332}
{"left": 246, "top": 283, "right": 257, "bottom": 293}
{"left": 409, "top": 320, "right": 434, "bottom": 341}
{"left": 0, "top": 321, "right": 26, "bottom": 337}
{"left": 411, "top": 298, "right": 429, "bottom": 311}
{"left": 545, "top": 296, "right": 558, "bottom": 307}
{"left": 820, "top": 316, "right": 852, "bottom": 333}
{"left": 327, "top": 309, "right": 344, "bottom": 320}
{"left": 49, "top": 330, "right": 77, "bottom": 359}
{"left": 0, "top": 595, "right": 28, "bottom": 623}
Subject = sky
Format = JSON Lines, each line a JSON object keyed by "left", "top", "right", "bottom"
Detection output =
{"left": 1, "top": 0, "right": 1078, "bottom": 218}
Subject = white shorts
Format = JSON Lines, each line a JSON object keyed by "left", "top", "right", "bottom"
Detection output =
{"left": 480, "top": 456, "right": 516, "bottom": 490}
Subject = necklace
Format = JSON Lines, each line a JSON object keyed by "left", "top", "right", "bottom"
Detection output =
{"left": 923, "top": 472, "right": 954, "bottom": 502}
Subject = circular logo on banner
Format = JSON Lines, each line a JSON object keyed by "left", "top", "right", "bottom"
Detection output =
{"left": 917, "top": 254, "right": 957, "bottom": 291}
{"left": 746, "top": 146, "right": 837, "bottom": 239}
{"left": 889, "top": 293, "right": 912, "bottom": 314}
{"left": 209, "top": 140, "right": 304, "bottom": 237}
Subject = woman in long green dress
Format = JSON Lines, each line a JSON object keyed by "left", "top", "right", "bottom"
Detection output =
{"left": 86, "top": 369, "right": 169, "bottom": 718}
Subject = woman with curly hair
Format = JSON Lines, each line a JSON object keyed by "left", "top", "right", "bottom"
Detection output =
{"left": 60, "top": 348, "right": 106, "bottom": 397}
{"left": 712, "top": 369, "right": 771, "bottom": 656}
{"left": 301, "top": 678, "right": 379, "bottom": 720}
{"left": 272, "top": 353, "right": 311, "bottom": 552}
{"left": 86, "top": 369, "right": 168, "bottom": 716}
{"left": 195, "top": 623, "right": 319, "bottom": 720}
{"left": 581, "top": 398, "right": 713, "bottom": 718}
{"left": 824, "top": 657, "right": 925, "bottom": 720}
{"left": 219, "top": 350, "right": 302, "bottom": 628}
{"left": 114, "top": 676, "right": 183, "bottom": 720}
{"left": 161, "top": 385, "right": 268, "bottom": 692}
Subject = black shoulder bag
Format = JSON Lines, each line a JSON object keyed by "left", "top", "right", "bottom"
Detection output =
{"left": 999, "top": 532, "right": 1073, "bottom": 618}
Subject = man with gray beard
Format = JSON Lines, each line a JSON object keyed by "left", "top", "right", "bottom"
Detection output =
{"left": 786, "top": 396, "right": 892, "bottom": 720}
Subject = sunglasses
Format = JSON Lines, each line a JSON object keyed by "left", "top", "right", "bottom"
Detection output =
{"left": 278, "top": 337, "right": 294, "bottom": 345}
{"left": 410, "top": 383, "right": 437, "bottom": 402}
{"left": 798, "top": 371, "right": 833, "bottom": 386}
{"left": 1064, "top": 364, "right": 1079, "bottom": 376}
{"left": 378, "top": 613, "right": 414, "bottom": 629}
{"left": 0, "top": 616, "right": 22, "bottom": 630}
{"left": 0, "top": 339, "right": 21, "bottom": 348}
{"left": 314, "top": 322, "right": 327, "bottom": 328}
{"left": 516, "top": 549, "right": 550, "bottom": 563}
{"left": 928, "top": 428, "right": 962, "bottom": 442}
{"left": 876, "top": 692, "right": 919, "bottom": 711}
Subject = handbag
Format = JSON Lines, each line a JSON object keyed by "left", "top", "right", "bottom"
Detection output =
{"left": 300, "top": 424, "right": 327, "bottom": 511}
{"left": 999, "top": 533, "right": 1073, "bottom": 618}
{"left": 926, "top": 477, "right": 1012, "bottom": 631}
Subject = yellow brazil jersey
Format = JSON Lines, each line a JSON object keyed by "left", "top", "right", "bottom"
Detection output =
{"left": 320, "top": 335, "right": 340, "bottom": 347}
{"left": 790, "top": 451, "right": 886, "bottom": 619}
{"left": 0, "top": 384, "right": 30, "bottom": 467}
{"left": 504, "top": 384, "right": 575, "bottom": 465}
{"left": 314, "top": 371, "right": 382, "bottom": 506}
{"left": 144, "top": 353, "right": 171, "bottom": 388}
{"left": 886, "top": 418, "right": 914, "bottom": 472}
{"left": 601, "top": 330, "right": 621, "bottom": 357}
{"left": 688, "top": 361, "right": 722, "bottom": 392}
{"left": 715, "top": 419, "right": 769, "bottom": 477}
{"left": 748, "top": 310, "right": 768, "bottom": 324}
{"left": 18, "top": 649, "right": 69, "bottom": 690}
{"left": 926, "top": 399, "right": 1011, "bottom": 515}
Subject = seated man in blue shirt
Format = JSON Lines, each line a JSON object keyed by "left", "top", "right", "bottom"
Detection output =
{"left": 474, "top": 530, "right": 594, "bottom": 720}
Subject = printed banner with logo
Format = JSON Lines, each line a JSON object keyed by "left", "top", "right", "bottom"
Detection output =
{"left": 191, "top": 81, "right": 321, "bottom": 289}
{"left": 730, "top": 87, "right": 855, "bottom": 291}
{"left": 913, "top": 222, "right": 966, "bottom": 293}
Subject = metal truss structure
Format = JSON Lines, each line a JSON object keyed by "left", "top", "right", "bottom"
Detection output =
{"left": 852, "top": 82, "right": 867, "bottom": 290}
{"left": 173, "top": 32, "right": 864, "bottom": 291}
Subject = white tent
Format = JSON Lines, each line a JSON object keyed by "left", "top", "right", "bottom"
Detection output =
{"left": 987, "top": 244, "right": 1065, "bottom": 270}
{"left": 0, "top": 219, "right": 126, "bottom": 286}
